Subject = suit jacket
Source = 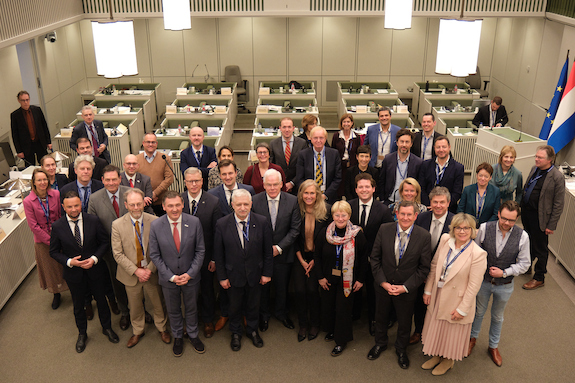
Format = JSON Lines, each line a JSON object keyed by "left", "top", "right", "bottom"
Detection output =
{"left": 378, "top": 152, "right": 422, "bottom": 202}
{"left": 213, "top": 213, "right": 274, "bottom": 287}
{"left": 412, "top": 131, "right": 443, "bottom": 159}
{"left": 457, "top": 183, "right": 500, "bottom": 225}
{"left": 68, "top": 156, "right": 108, "bottom": 182}
{"left": 70, "top": 120, "right": 111, "bottom": 163}
{"left": 111, "top": 212, "right": 158, "bottom": 287}
{"left": 207, "top": 183, "right": 255, "bottom": 216}
{"left": 424, "top": 234, "right": 487, "bottom": 324}
{"left": 120, "top": 171, "right": 154, "bottom": 214}
{"left": 295, "top": 207, "right": 332, "bottom": 258}
{"left": 49, "top": 213, "right": 109, "bottom": 283}
{"left": 344, "top": 166, "right": 380, "bottom": 201}
{"left": 362, "top": 123, "right": 400, "bottom": 167}
{"left": 270, "top": 136, "right": 308, "bottom": 185}
{"left": 294, "top": 146, "right": 342, "bottom": 202}
{"left": 87, "top": 185, "right": 130, "bottom": 234}
{"left": 419, "top": 157, "right": 464, "bottom": 211}
{"left": 415, "top": 211, "right": 454, "bottom": 255}
{"left": 524, "top": 165, "right": 565, "bottom": 231}
{"left": 59, "top": 179, "right": 104, "bottom": 212}
{"left": 10, "top": 105, "right": 51, "bottom": 154}
{"left": 23, "top": 189, "right": 61, "bottom": 245}
{"left": 251, "top": 191, "right": 301, "bottom": 264}
{"left": 349, "top": 198, "right": 393, "bottom": 250}
{"left": 331, "top": 131, "right": 362, "bottom": 167}
{"left": 148, "top": 213, "right": 205, "bottom": 288}
{"left": 53, "top": 173, "right": 70, "bottom": 190}
{"left": 370, "top": 222, "right": 431, "bottom": 293}
{"left": 182, "top": 190, "right": 222, "bottom": 264}
{"left": 472, "top": 104, "right": 508, "bottom": 127}
{"left": 180, "top": 145, "right": 217, "bottom": 190}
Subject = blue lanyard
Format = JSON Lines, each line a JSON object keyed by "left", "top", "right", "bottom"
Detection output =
{"left": 435, "top": 160, "right": 448, "bottom": 185}
{"left": 191, "top": 200, "right": 199, "bottom": 215}
{"left": 132, "top": 219, "right": 145, "bottom": 258}
{"left": 51, "top": 181, "right": 59, "bottom": 191}
{"left": 335, "top": 244, "right": 343, "bottom": 269}
{"left": 192, "top": 146, "right": 203, "bottom": 165}
{"left": 476, "top": 186, "right": 487, "bottom": 219}
{"left": 396, "top": 156, "right": 409, "bottom": 181}
{"left": 37, "top": 195, "right": 50, "bottom": 227}
{"left": 422, "top": 135, "right": 432, "bottom": 159}
{"left": 241, "top": 216, "right": 251, "bottom": 243}
{"left": 379, "top": 130, "right": 390, "bottom": 154}
{"left": 441, "top": 240, "right": 472, "bottom": 280}
{"left": 527, "top": 165, "right": 554, "bottom": 188}
{"left": 397, "top": 224, "right": 414, "bottom": 260}
{"left": 80, "top": 186, "right": 91, "bottom": 212}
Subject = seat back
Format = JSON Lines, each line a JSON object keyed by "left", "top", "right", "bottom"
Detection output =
{"left": 225, "top": 65, "right": 242, "bottom": 83}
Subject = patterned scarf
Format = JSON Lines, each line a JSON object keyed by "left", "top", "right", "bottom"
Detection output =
{"left": 492, "top": 164, "right": 516, "bottom": 194}
{"left": 326, "top": 221, "right": 362, "bottom": 297}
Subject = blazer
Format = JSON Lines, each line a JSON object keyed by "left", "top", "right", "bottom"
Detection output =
{"left": 70, "top": 120, "right": 111, "bottom": 163}
{"left": 181, "top": 190, "right": 222, "bottom": 263}
{"left": 10, "top": 105, "right": 51, "bottom": 154}
{"left": 362, "top": 123, "right": 400, "bottom": 167}
{"left": 87, "top": 185, "right": 130, "bottom": 234}
{"left": 243, "top": 163, "right": 287, "bottom": 194}
{"left": 419, "top": 157, "right": 465, "bottom": 211}
{"left": 111, "top": 212, "right": 158, "bottom": 287}
{"left": 412, "top": 131, "right": 443, "bottom": 159}
{"left": 370, "top": 222, "right": 431, "bottom": 293}
{"left": 344, "top": 166, "right": 380, "bottom": 201}
{"left": 59, "top": 179, "right": 104, "bottom": 212}
{"left": 49, "top": 213, "right": 109, "bottom": 283}
{"left": 148, "top": 213, "right": 205, "bottom": 288}
{"left": 472, "top": 104, "right": 508, "bottom": 127}
{"left": 180, "top": 145, "right": 218, "bottom": 190}
{"left": 23, "top": 189, "right": 61, "bottom": 245}
{"left": 378, "top": 152, "right": 422, "bottom": 202}
{"left": 295, "top": 206, "right": 332, "bottom": 259}
{"left": 270, "top": 136, "right": 308, "bottom": 185}
{"left": 349, "top": 198, "right": 393, "bottom": 250}
{"left": 294, "top": 146, "right": 342, "bottom": 202}
{"left": 213, "top": 212, "right": 274, "bottom": 287}
{"left": 251, "top": 191, "right": 301, "bottom": 264}
{"left": 424, "top": 234, "right": 487, "bottom": 324}
{"left": 524, "top": 165, "right": 565, "bottom": 231}
{"left": 331, "top": 131, "right": 362, "bottom": 167}
{"left": 53, "top": 174, "right": 70, "bottom": 190}
{"left": 457, "top": 183, "right": 500, "bottom": 225}
{"left": 67, "top": 156, "right": 108, "bottom": 182}
{"left": 120, "top": 172, "right": 154, "bottom": 215}
{"left": 415, "top": 211, "right": 454, "bottom": 255}
{"left": 208, "top": 183, "right": 255, "bottom": 216}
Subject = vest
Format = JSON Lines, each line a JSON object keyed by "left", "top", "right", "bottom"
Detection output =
{"left": 481, "top": 221, "right": 522, "bottom": 285}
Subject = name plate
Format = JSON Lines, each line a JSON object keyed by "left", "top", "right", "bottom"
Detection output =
{"left": 165, "top": 105, "right": 177, "bottom": 114}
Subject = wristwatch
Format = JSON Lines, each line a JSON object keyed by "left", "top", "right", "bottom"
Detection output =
{"left": 502, "top": 271, "right": 507, "bottom": 278}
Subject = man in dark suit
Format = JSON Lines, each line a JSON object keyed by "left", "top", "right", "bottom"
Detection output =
{"left": 294, "top": 126, "right": 342, "bottom": 202}
{"left": 410, "top": 186, "right": 454, "bottom": 345}
{"left": 367, "top": 201, "right": 431, "bottom": 369}
{"left": 60, "top": 155, "right": 104, "bottom": 212}
{"left": 349, "top": 173, "right": 393, "bottom": 335}
{"left": 418, "top": 136, "right": 464, "bottom": 212}
{"left": 344, "top": 145, "right": 379, "bottom": 201}
{"left": 252, "top": 169, "right": 301, "bottom": 332}
{"left": 121, "top": 154, "right": 154, "bottom": 214}
{"left": 270, "top": 117, "right": 307, "bottom": 193}
{"left": 208, "top": 159, "right": 255, "bottom": 216}
{"left": 412, "top": 113, "right": 443, "bottom": 160}
{"left": 70, "top": 105, "right": 111, "bottom": 163}
{"left": 181, "top": 167, "right": 222, "bottom": 338}
{"left": 213, "top": 189, "right": 273, "bottom": 352}
{"left": 10, "top": 90, "right": 52, "bottom": 165}
{"left": 363, "top": 107, "right": 400, "bottom": 169}
{"left": 148, "top": 191, "right": 206, "bottom": 357}
{"left": 49, "top": 191, "right": 119, "bottom": 353}
{"left": 378, "top": 129, "right": 422, "bottom": 205}
{"left": 67, "top": 137, "right": 108, "bottom": 182}
{"left": 472, "top": 96, "right": 509, "bottom": 128}
{"left": 180, "top": 127, "right": 218, "bottom": 191}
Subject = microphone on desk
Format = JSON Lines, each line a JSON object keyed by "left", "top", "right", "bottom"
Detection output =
{"left": 161, "top": 154, "right": 177, "bottom": 178}
{"left": 516, "top": 114, "right": 523, "bottom": 142}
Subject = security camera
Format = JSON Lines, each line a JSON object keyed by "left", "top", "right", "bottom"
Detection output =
{"left": 45, "top": 32, "right": 57, "bottom": 43}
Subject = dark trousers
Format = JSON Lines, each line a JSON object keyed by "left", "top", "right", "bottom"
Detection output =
{"left": 23, "top": 141, "right": 47, "bottom": 166}
{"left": 522, "top": 208, "right": 548, "bottom": 281}
{"left": 200, "top": 262, "right": 216, "bottom": 323}
{"left": 412, "top": 283, "right": 426, "bottom": 334}
{"left": 292, "top": 257, "right": 320, "bottom": 329}
{"left": 229, "top": 284, "right": 261, "bottom": 335}
{"left": 352, "top": 267, "right": 377, "bottom": 322}
{"left": 103, "top": 252, "right": 129, "bottom": 316}
{"left": 320, "top": 276, "right": 354, "bottom": 346}
{"left": 85, "top": 257, "right": 115, "bottom": 306}
{"left": 260, "top": 262, "right": 292, "bottom": 321}
{"left": 162, "top": 281, "right": 200, "bottom": 339}
{"left": 374, "top": 285, "right": 416, "bottom": 353}
{"left": 67, "top": 271, "right": 112, "bottom": 334}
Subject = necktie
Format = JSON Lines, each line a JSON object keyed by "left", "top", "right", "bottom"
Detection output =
{"left": 196, "top": 150, "right": 202, "bottom": 164}
{"left": 360, "top": 204, "right": 367, "bottom": 228}
{"left": 315, "top": 152, "right": 323, "bottom": 187}
{"left": 229, "top": 189, "right": 234, "bottom": 211}
{"left": 135, "top": 220, "right": 143, "bottom": 267}
{"left": 285, "top": 141, "right": 291, "bottom": 165}
{"left": 270, "top": 199, "right": 277, "bottom": 230}
{"left": 81, "top": 187, "right": 89, "bottom": 212}
{"left": 191, "top": 199, "right": 197, "bottom": 215}
{"left": 74, "top": 220, "right": 82, "bottom": 248}
{"left": 431, "top": 220, "right": 441, "bottom": 248}
{"left": 129, "top": 178, "right": 134, "bottom": 188}
{"left": 173, "top": 222, "right": 180, "bottom": 252}
{"left": 112, "top": 195, "right": 119, "bottom": 218}
{"left": 88, "top": 125, "right": 99, "bottom": 157}
{"left": 396, "top": 232, "right": 406, "bottom": 265}
{"left": 241, "top": 221, "right": 247, "bottom": 248}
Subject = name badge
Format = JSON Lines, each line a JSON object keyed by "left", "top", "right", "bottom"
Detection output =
{"left": 437, "top": 281, "right": 444, "bottom": 288}
{"left": 332, "top": 268, "right": 341, "bottom": 277}
{"left": 141, "top": 259, "right": 148, "bottom": 267}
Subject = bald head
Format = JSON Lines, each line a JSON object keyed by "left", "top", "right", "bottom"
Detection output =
{"left": 123, "top": 154, "right": 140, "bottom": 177}
{"left": 189, "top": 126, "right": 204, "bottom": 149}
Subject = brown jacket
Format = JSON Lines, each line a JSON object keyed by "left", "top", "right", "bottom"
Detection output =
{"left": 524, "top": 165, "right": 565, "bottom": 232}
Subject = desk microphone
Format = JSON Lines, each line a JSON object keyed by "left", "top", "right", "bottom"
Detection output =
{"left": 515, "top": 114, "right": 523, "bottom": 142}
{"left": 161, "top": 154, "right": 177, "bottom": 177}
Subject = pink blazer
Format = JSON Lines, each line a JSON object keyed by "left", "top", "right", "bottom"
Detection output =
{"left": 23, "top": 189, "right": 61, "bottom": 245}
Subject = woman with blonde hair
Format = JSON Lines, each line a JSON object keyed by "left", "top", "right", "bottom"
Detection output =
{"left": 490, "top": 145, "right": 523, "bottom": 203}
{"left": 389, "top": 177, "right": 427, "bottom": 220}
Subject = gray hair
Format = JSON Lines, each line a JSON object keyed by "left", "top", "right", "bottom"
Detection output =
{"left": 428, "top": 186, "right": 451, "bottom": 203}
{"left": 74, "top": 154, "right": 95, "bottom": 169}
{"left": 81, "top": 105, "right": 94, "bottom": 113}
{"left": 231, "top": 188, "right": 252, "bottom": 204}
{"left": 263, "top": 168, "right": 282, "bottom": 184}
{"left": 123, "top": 188, "right": 144, "bottom": 201}
{"left": 184, "top": 167, "right": 202, "bottom": 177}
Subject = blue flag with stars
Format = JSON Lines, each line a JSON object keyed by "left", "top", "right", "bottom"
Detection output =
{"left": 540, "top": 56, "right": 569, "bottom": 139}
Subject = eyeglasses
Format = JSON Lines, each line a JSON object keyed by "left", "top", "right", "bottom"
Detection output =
{"left": 185, "top": 179, "right": 202, "bottom": 184}
{"left": 500, "top": 217, "right": 517, "bottom": 224}
{"left": 143, "top": 141, "right": 157, "bottom": 145}
{"left": 454, "top": 226, "right": 472, "bottom": 232}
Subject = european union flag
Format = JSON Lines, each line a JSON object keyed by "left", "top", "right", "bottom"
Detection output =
{"left": 540, "top": 55, "right": 569, "bottom": 139}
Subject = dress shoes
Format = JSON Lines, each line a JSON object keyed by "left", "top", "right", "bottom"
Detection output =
{"left": 160, "top": 331, "right": 172, "bottom": 344}
{"left": 246, "top": 331, "right": 264, "bottom": 348}
{"left": 369, "top": 321, "right": 376, "bottom": 336}
{"left": 324, "top": 332, "right": 334, "bottom": 342}
{"left": 409, "top": 332, "right": 421, "bottom": 345}
{"left": 523, "top": 279, "right": 544, "bottom": 290}
{"left": 127, "top": 333, "right": 144, "bottom": 348}
{"left": 85, "top": 304, "right": 94, "bottom": 321}
{"left": 144, "top": 311, "right": 153, "bottom": 324}
{"left": 231, "top": 334, "right": 241, "bottom": 351}
{"left": 204, "top": 323, "right": 215, "bottom": 338}
{"left": 367, "top": 345, "right": 386, "bottom": 360}
{"left": 75, "top": 334, "right": 88, "bottom": 353}
{"left": 432, "top": 358, "right": 454, "bottom": 376}
{"left": 51, "top": 293, "right": 61, "bottom": 310}
{"left": 468, "top": 337, "right": 477, "bottom": 356}
{"left": 331, "top": 345, "right": 345, "bottom": 357}
{"left": 397, "top": 351, "right": 410, "bottom": 369}
{"left": 297, "top": 327, "right": 307, "bottom": 342}
{"left": 173, "top": 338, "right": 183, "bottom": 357}
{"left": 103, "top": 328, "right": 119, "bottom": 343}
{"left": 259, "top": 319, "right": 269, "bottom": 332}
{"left": 189, "top": 336, "right": 205, "bottom": 354}
{"left": 488, "top": 347, "right": 503, "bottom": 366}
{"left": 119, "top": 315, "right": 131, "bottom": 331}
{"left": 281, "top": 318, "right": 295, "bottom": 330}
{"left": 215, "top": 316, "right": 228, "bottom": 331}
{"left": 308, "top": 327, "right": 319, "bottom": 341}
{"left": 108, "top": 299, "right": 120, "bottom": 315}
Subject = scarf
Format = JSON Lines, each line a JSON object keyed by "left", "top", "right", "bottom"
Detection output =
{"left": 492, "top": 164, "right": 516, "bottom": 195}
{"left": 326, "top": 221, "right": 362, "bottom": 297}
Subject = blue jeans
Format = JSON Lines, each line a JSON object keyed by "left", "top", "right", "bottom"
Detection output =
{"left": 470, "top": 280, "right": 514, "bottom": 348}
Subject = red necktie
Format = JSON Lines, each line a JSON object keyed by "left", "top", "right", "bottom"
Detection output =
{"left": 172, "top": 222, "right": 180, "bottom": 252}
{"left": 285, "top": 142, "right": 291, "bottom": 165}
{"left": 112, "top": 195, "right": 119, "bottom": 217}
{"left": 88, "top": 125, "right": 99, "bottom": 157}
{"left": 129, "top": 179, "right": 134, "bottom": 188}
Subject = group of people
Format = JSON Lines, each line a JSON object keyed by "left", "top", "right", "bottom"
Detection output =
{"left": 16, "top": 93, "right": 565, "bottom": 375}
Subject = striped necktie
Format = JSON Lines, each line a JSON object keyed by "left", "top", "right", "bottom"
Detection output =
{"left": 315, "top": 152, "right": 323, "bottom": 187}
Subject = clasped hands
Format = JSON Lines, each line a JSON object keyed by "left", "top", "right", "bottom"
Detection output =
{"left": 381, "top": 282, "right": 406, "bottom": 296}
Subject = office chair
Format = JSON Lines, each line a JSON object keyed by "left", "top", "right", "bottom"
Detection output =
{"left": 224, "top": 65, "right": 250, "bottom": 113}
{"left": 465, "top": 66, "right": 490, "bottom": 98}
